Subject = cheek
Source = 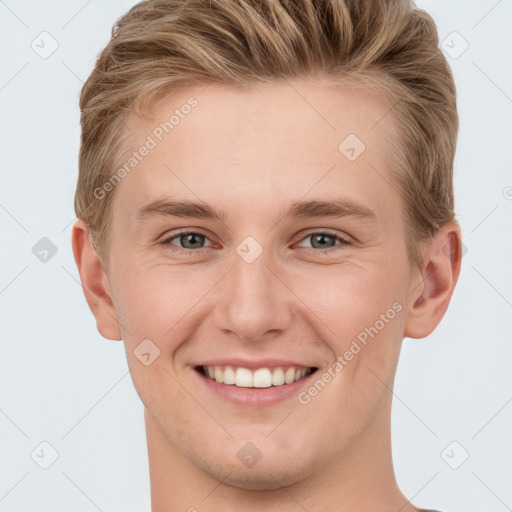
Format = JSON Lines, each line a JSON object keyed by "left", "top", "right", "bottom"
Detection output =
{"left": 292, "top": 262, "right": 406, "bottom": 414}
{"left": 111, "top": 263, "right": 200, "bottom": 412}
{"left": 113, "top": 262, "right": 203, "bottom": 340}
{"left": 291, "top": 261, "right": 404, "bottom": 343}
{"left": 294, "top": 269, "right": 405, "bottom": 426}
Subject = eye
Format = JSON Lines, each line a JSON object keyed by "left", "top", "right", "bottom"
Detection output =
{"left": 295, "top": 230, "right": 351, "bottom": 254}
{"left": 160, "top": 229, "right": 351, "bottom": 255}
{"left": 161, "top": 230, "right": 215, "bottom": 253}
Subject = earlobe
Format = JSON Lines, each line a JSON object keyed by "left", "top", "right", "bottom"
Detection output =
{"left": 404, "top": 222, "right": 462, "bottom": 339}
{"left": 71, "top": 219, "right": 122, "bottom": 341}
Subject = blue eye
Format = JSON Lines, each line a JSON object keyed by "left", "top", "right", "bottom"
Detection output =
{"left": 296, "top": 231, "right": 351, "bottom": 254}
{"left": 162, "top": 231, "right": 214, "bottom": 252}
{"left": 161, "top": 230, "right": 350, "bottom": 255}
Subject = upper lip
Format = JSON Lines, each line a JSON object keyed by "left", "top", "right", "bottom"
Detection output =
{"left": 195, "top": 358, "right": 318, "bottom": 370}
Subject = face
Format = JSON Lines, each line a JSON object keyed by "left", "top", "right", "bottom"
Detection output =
{"left": 104, "top": 78, "right": 418, "bottom": 489}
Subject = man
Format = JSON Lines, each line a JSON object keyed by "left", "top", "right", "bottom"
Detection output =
{"left": 72, "top": 1, "right": 461, "bottom": 510}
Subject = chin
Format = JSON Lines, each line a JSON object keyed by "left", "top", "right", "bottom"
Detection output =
{"left": 193, "top": 446, "right": 311, "bottom": 491}
{"left": 225, "top": 476, "right": 294, "bottom": 491}
{"left": 215, "top": 466, "right": 306, "bottom": 491}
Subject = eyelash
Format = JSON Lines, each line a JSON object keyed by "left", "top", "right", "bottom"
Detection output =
{"left": 160, "top": 229, "right": 351, "bottom": 256}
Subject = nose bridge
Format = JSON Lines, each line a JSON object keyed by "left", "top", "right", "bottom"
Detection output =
{"left": 213, "top": 242, "right": 292, "bottom": 341}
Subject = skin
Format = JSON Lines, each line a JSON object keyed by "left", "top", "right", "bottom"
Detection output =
{"left": 72, "top": 77, "right": 461, "bottom": 512}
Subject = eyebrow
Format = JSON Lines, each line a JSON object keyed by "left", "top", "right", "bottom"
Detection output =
{"left": 136, "top": 198, "right": 378, "bottom": 223}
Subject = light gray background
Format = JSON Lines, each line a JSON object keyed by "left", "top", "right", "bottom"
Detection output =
{"left": 1, "top": 1, "right": 511, "bottom": 511}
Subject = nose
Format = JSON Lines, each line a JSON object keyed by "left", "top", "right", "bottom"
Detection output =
{"left": 212, "top": 246, "right": 294, "bottom": 343}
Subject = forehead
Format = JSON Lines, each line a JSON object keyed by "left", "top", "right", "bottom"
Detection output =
{"left": 115, "top": 78, "right": 399, "bottom": 221}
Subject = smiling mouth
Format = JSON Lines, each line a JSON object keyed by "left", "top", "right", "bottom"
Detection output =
{"left": 195, "top": 365, "right": 318, "bottom": 389}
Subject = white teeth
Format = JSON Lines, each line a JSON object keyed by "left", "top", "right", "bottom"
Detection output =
{"left": 284, "top": 367, "right": 295, "bottom": 384}
{"left": 223, "top": 365, "right": 235, "bottom": 385}
{"left": 214, "top": 367, "right": 224, "bottom": 383}
{"left": 202, "top": 365, "right": 314, "bottom": 388}
{"left": 235, "top": 367, "right": 253, "bottom": 387}
{"left": 253, "top": 368, "right": 272, "bottom": 388}
{"left": 271, "top": 368, "right": 285, "bottom": 386}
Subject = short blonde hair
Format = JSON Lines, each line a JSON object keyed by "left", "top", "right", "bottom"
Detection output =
{"left": 75, "top": 0, "right": 458, "bottom": 269}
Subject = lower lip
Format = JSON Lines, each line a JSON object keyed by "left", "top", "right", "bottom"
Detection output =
{"left": 194, "top": 368, "right": 318, "bottom": 408}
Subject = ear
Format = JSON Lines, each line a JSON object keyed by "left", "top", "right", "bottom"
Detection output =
{"left": 71, "top": 219, "right": 122, "bottom": 340}
{"left": 404, "top": 220, "right": 462, "bottom": 339}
